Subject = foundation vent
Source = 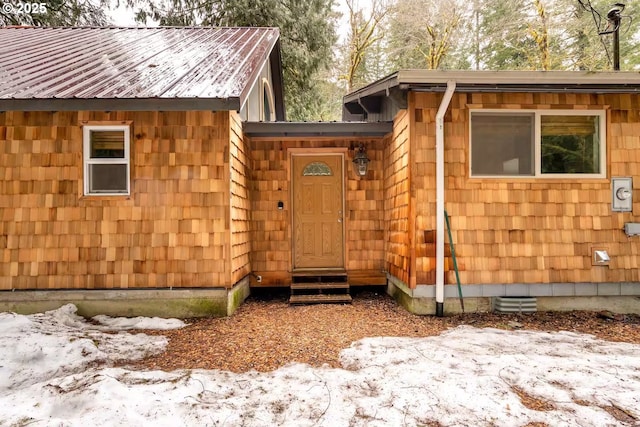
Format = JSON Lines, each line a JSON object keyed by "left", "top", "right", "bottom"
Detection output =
{"left": 493, "top": 297, "right": 537, "bottom": 313}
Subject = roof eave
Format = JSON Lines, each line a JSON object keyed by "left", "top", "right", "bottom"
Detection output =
{"left": 396, "top": 69, "right": 640, "bottom": 86}
{"left": 269, "top": 38, "right": 286, "bottom": 121}
{"left": 0, "top": 97, "right": 242, "bottom": 112}
{"left": 237, "top": 28, "right": 286, "bottom": 120}
{"left": 406, "top": 83, "right": 640, "bottom": 93}
{"left": 343, "top": 72, "right": 399, "bottom": 105}
{"left": 343, "top": 70, "right": 640, "bottom": 107}
{"left": 243, "top": 121, "right": 393, "bottom": 137}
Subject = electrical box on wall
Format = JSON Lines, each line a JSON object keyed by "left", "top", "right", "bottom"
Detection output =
{"left": 624, "top": 223, "right": 640, "bottom": 236}
{"left": 612, "top": 177, "right": 633, "bottom": 212}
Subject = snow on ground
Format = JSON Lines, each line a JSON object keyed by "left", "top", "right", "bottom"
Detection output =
{"left": 1, "top": 305, "right": 639, "bottom": 426}
{"left": 91, "top": 313, "right": 186, "bottom": 331}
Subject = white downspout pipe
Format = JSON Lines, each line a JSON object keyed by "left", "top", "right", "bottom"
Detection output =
{"left": 435, "top": 80, "right": 456, "bottom": 317}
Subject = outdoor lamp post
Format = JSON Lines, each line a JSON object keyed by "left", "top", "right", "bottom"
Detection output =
{"left": 352, "top": 144, "right": 370, "bottom": 177}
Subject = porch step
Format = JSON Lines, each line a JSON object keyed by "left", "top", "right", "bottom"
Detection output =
{"left": 289, "top": 271, "right": 352, "bottom": 305}
{"left": 289, "top": 294, "right": 353, "bottom": 304}
{"left": 291, "top": 282, "right": 350, "bottom": 290}
{"left": 291, "top": 270, "right": 348, "bottom": 283}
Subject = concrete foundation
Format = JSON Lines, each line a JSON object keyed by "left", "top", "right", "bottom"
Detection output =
{"left": 537, "top": 295, "right": 640, "bottom": 314}
{"left": 387, "top": 277, "right": 640, "bottom": 315}
{"left": 0, "top": 277, "right": 251, "bottom": 318}
{"left": 387, "top": 281, "right": 491, "bottom": 315}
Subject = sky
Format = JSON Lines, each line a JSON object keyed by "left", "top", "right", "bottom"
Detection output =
{"left": 108, "top": 3, "right": 142, "bottom": 26}
{"left": 1, "top": 304, "right": 639, "bottom": 426}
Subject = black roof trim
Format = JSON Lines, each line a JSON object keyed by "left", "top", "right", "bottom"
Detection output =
{"left": 243, "top": 121, "right": 393, "bottom": 137}
{"left": 343, "top": 73, "right": 399, "bottom": 106}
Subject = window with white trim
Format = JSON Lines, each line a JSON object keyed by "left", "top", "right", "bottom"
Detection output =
{"left": 470, "top": 110, "right": 606, "bottom": 178}
{"left": 83, "top": 125, "right": 130, "bottom": 195}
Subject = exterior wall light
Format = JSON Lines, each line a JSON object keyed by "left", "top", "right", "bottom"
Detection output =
{"left": 352, "top": 144, "right": 370, "bottom": 177}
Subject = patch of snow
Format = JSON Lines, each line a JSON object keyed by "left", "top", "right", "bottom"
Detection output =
{"left": 91, "top": 314, "right": 186, "bottom": 330}
{"left": 0, "top": 305, "right": 168, "bottom": 394}
{"left": 1, "top": 307, "right": 639, "bottom": 426}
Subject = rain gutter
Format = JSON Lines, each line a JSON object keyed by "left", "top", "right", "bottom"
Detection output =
{"left": 435, "top": 80, "right": 456, "bottom": 317}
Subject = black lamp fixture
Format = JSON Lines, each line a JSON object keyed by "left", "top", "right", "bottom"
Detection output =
{"left": 352, "top": 143, "right": 370, "bottom": 177}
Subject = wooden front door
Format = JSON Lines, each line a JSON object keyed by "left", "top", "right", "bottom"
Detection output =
{"left": 292, "top": 155, "right": 345, "bottom": 269}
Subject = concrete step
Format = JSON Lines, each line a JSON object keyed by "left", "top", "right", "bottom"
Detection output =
{"left": 289, "top": 294, "right": 353, "bottom": 305}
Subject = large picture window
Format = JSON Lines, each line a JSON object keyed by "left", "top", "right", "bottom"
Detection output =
{"left": 83, "top": 125, "right": 130, "bottom": 195}
{"left": 470, "top": 110, "right": 605, "bottom": 178}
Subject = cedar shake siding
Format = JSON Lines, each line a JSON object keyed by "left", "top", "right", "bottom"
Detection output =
{"left": 248, "top": 137, "right": 385, "bottom": 286}
{"left": 411, "top": 91, "right": 640, "bottom": 287}
{"left": 0, "top": 110, "right": 246, "bottom": 290}
{"left": 384, "top": 110, "right": 412, "bottom": 286}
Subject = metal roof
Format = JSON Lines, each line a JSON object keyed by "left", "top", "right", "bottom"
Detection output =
{"left": 345, "top": 69, "right": 640, "bottom": 101}
{"left": 343, "top": 69, "right": 640, "bottom": 117}
{"left": 0, "top": 27, "right": 285, "bottom": 115}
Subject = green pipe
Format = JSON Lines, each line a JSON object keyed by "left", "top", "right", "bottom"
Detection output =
{"left": 444, "top": 210, "right": 464, "bottom": 313}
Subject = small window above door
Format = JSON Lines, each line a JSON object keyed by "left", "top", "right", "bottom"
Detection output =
{"left": 302, "top": 161, "right": 333, "bottom": 176}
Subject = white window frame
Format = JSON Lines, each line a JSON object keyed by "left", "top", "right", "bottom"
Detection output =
{"left": 261, "top": 77, "right": 276, "bottom": 122}
{"left": 82, "top": 125, "right": 131, "bottom": 196}
{"left": 469, "top": 109, "right": 606, "bottom": 179}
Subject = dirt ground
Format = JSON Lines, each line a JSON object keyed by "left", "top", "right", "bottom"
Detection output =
{"left": 128, "top": 288, "right": 640, "bottom": 374}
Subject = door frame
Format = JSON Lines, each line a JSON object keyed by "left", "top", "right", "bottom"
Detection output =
{"left": 289, "top": 149, "right": 347, "bottom": 271}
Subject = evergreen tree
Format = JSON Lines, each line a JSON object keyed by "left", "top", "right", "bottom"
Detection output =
{"left": 478, "top": 0, "right": 534, "bottom": 70}
{"left": 339, "top": 0, "right": 390, "bottom": 91}
{"left": 1, "top": 0, "right": 108, "bottom": 26}
{"left": 126, "top": 0, "right": 338, "bottom": 121}
{"left": 385, "top": 0, "right": 465, "bottom": 70}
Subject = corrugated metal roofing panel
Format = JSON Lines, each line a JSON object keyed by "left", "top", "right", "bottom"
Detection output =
{"left": 0, "top": 27, "right": 279, "bottom": 103}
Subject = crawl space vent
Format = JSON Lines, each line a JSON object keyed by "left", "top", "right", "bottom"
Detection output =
{"left": 493, "top": 297, "right": 537, "bottom": 313}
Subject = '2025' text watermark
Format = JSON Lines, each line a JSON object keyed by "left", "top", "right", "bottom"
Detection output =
{"left": 2, "top": 2, "right": 48, "bottom": 15}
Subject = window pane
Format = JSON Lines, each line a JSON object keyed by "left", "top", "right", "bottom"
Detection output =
{"left": 471, "top": 114, "right": 534, "bottom": 176}
{"left": 263, "top": 88, "right": 272, "bottom": 121}
{"left": 90, "top": 130, "right": 125, "bottom": 158}
{"left": 541, "top": 115, "right": 600, "bottom": 174}
{"left": 89, "top": 164, "right": 128, "bottom": 193}
{"left": 303, "top": 162, "right": 332, "bottom": 176}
